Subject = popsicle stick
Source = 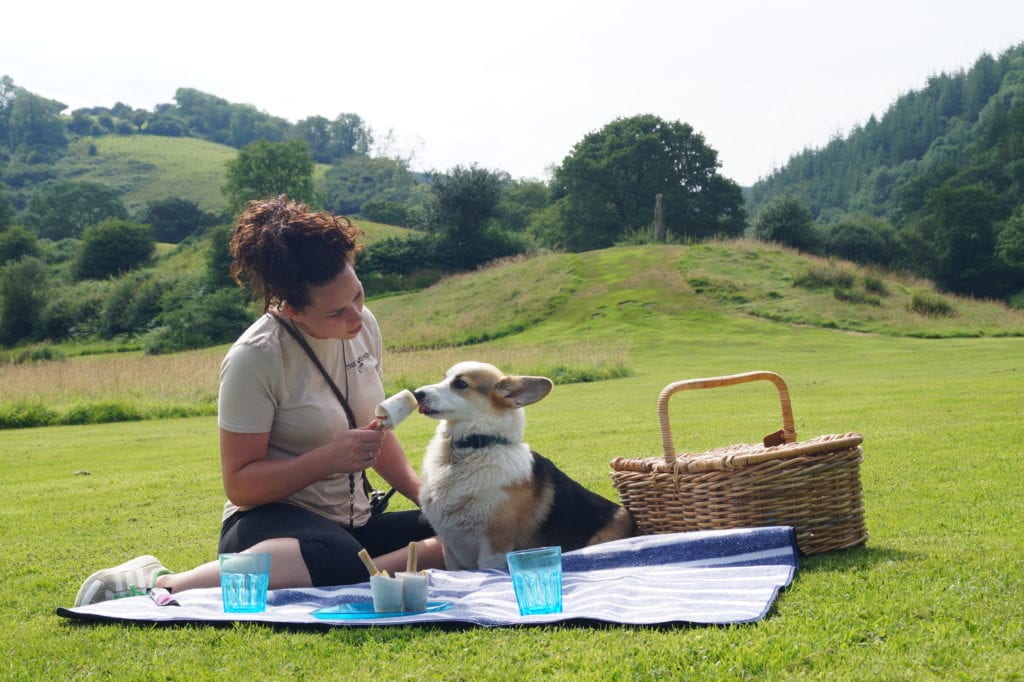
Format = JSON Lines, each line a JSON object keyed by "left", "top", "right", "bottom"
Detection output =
{"left": 406, "top": 541, "right": 418, "bottom": 573}
{"left": 358, "top": 548, "right": 380, "bottom": 576}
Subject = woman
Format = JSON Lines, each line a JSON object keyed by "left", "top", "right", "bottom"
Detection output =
{"left": 74, "top": 196, "right": 443, "bottom": 606}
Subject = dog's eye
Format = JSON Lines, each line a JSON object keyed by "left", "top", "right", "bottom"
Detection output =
{"left": 451, "top": 378, "right": 468, "bottom": 390}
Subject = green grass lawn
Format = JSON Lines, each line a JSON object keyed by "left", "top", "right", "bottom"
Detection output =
{"left": 2, "top": 244, "right": 1023, "bottom": 679}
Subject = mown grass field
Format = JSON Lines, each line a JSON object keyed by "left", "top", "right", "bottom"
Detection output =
{"left": 2, "top": 243, "right": 1023, "bottom": 679}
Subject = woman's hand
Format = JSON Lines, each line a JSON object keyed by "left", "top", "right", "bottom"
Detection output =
{"left": 327, "top": 423, "right": 387, "bottom": 474}
{"left": 220, "top": 424, "right": 385, "bottom": 508}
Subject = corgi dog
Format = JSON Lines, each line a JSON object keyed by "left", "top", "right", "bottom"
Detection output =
{"left": 414, "top": 361, "right": 634, "bottom": 570}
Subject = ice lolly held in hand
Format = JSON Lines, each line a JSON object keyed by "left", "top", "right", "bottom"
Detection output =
{"left": 374, "top": 389, "right": 418, "bottom": 431}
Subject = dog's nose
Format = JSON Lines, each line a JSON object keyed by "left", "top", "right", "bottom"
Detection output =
{"left": 413, "top": 389, "right": 426, "bottom": 402}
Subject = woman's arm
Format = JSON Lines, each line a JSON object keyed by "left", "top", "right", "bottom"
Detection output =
{"left": 370, "top": 430, "right": 423, "bottom": 505}
{"left": 220, "top": 426, "right": 386, "bottom": 508}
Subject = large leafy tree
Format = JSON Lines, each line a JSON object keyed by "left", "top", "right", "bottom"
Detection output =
{"left": 294, "top": 114, "right": 373, "bottom": 163}
{"left": 422, "top": 165, "right": 523, "bottom": 270}
{"left": 425, "top": 165, "right": 504, "bottom": 242}
{"left": 550, "top": 114, "right": 745, "bottom": 250}
{"left": 6, "top": 89, "right": 68, "bottom": 156}
{"left": 222, "top": 139, "right": 316, "bottom": 212}
{"left": 25, "top": 180, "right": 128, "bottom": 239}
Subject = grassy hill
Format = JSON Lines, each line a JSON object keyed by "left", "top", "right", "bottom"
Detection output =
{"left": 4, "top": 241, "right": 1022, "bottom": 427}
{"left": 52, "top": 135, "right": 332, "bottom": 215}
{"left": 373, "top": 242, "right": 1024, "bottom": 349}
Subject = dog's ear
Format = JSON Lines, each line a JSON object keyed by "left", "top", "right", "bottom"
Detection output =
{"left": 493, "top": 376, "right": 553, "bottom": 408}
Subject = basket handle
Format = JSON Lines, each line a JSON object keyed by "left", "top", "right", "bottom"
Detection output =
{"left": 657, "top": 370, "right": 797, "bottom": 463}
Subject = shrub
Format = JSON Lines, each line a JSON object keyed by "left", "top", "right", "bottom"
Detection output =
{"left": 833, "top": 287, "right": 882, "bottom": 306}
{"left": 751, "top": 195, "right": 819, "bottom": 252}
{"left": 862, "top": 275, "right": 889, "bottom": 296}
{"left": 0, "top": 256, "right": 48, "bottom": 345}
{"left": 0, "top": 401, "right": 59, "bottom": 428}
{"left": 0, "top": 225, "right": 41, "bottom": 265}
{"left": 358, "top": 233, "right": 441, "bottom": 276}
{"left": 76, "top": 219, "right": 155, "bottom": 280}
{"left": 793, "top": 264, "right": 856, "bottom": 290}
{"left": 822, "top": 217, "right": 894, "bottom": 265}
{"left": 143, "top": 287, "right": 254, "bottom": 354}
{"left": 65, "top": 401, "right": 143, "bottom": 425}
{"left": 40, "top": 279, "right": 109, "bottom": 341}
{"left": 909, "top": 291, "right": 956, "bottom": 317}
{"left": 98, "top": 272, "right": 168, "bottom": 338}
{"left": 142, "top": 197, "right": 216, "bottom": 243}
{"left": 360, "top": 200, "right": 410, "bottom": 226}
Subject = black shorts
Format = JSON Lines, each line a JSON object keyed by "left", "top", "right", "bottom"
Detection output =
{"left": 219, "top": 502, "right": 435, "bottom": 586}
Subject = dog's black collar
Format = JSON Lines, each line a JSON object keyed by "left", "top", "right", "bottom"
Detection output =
{"left": 452, "top": 434, "right": 511, "bottom": 450}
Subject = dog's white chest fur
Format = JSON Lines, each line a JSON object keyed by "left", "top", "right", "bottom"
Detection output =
{"left": 419, "top": 426, "right": 533, "bottom": 570}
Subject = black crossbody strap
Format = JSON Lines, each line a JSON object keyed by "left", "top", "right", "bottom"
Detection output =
{"left": 272, "top": 313, "right": 357, "bottom": 429}
{"left": 272, "top": 311, "right": 391, "bottom": 522}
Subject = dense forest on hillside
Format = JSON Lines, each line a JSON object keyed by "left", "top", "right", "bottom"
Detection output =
{"left": 747, "top": 42, "right": 1024, "bottom": 300}
{"left": 1, "top": 41, "right": 1024, "bottom": 355}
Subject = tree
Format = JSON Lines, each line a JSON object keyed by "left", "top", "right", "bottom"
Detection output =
{"left": 550, "top": 114, "right": 745, "bottom": 250}
{"left": 222, "top": 139, "right": 316, "bottom": 212}
{"left": 294, "top": 116, "right": 332, "bottom": 162}
{"left": 751, "top": 195, "right": 819, "bottom": 252}
{"left": 76, "top": 219, "right": 155, "bottom": 280}
{"left": 425, "top": 164, "right": 504, "bottom": 243}
{"left": 294, "top": 113, "right": 374, "bottom": 163}
{"left": 0, "top": 225, "right": 41, "bottom": 265}
{"left": 329, "top": 114, "right": 373, "bottom": 158}
{"left": 923, "top": 184, "right": 1004, "bottom": 297}
{"left": 496, "top": 179, "right": 551, "bottom": 232}
{"left": 423, "top": 165, "right": 524, "bottom": 270}
{"left": 0, "top": 256, "right": 48, "bottom": 345}
{"left": 320, "top": 154, "right": 417, "bottom": 215}
{"left": 141, "top": 197, "right": 217, "bottom": 243}
{"left": 6, "top": 90, "right": 68, "bottom": 157}
{"left": 0, "top": 186, "right": 13, "bottom": 229}
{"left": 821, "top": 214, "right": 898, "bottom": 266}
{"left": 996, "top": 210, "right": 1024, "bottom": 269}
{"left": 25, "top": 180, "right": 128, "bottom": 239}
{"left": 0, "top": 75, "right": 16, "bottom": 146}
{"left": 204, "top": 224, "right": 236, "bottom": 289}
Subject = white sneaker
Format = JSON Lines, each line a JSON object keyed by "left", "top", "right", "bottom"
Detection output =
{"left": 74, "top": 555, "right": 172, "bottom": 607}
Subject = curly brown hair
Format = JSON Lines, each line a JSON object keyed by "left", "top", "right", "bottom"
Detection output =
{"left": 229, "top": 195, "right": 364, "bottom": 312}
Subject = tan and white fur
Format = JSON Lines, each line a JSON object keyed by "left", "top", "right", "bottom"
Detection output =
{"left": 415, "top": 361, "right": 633, "bottom": 570}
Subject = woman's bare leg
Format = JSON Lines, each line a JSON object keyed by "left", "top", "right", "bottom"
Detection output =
{"left": 155, "top": 537, "right": 312, "bottom": 592}
{"left": 371, "top": 537, "right": 446, "bottom": 575}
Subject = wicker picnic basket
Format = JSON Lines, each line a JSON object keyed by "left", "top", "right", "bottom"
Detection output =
{"left": 610, "top": 371, "right": 867, "bottom": 555}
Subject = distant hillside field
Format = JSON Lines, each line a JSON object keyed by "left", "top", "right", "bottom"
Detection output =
{"left": 54, "top": 135, "right": 331, "bottom": 215}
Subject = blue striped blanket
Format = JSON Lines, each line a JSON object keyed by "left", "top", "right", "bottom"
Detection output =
{"left": 57, "top": 527, "right": 798, "bottom": 627}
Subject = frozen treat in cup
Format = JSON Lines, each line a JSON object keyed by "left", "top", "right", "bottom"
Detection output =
{"left": 397, "top": 571, "right": 429, "bottom": 612}
{"left": 374, "top": 390, "right": 418, "bottom": 431}
{"left": 358, "top": 547, "right": 407, "bottom": 613}
{"left": 369, "top": 573, "right": 404, "bottom": 612}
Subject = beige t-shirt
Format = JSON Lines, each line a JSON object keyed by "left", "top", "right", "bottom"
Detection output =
{"left": 217, "top": 308, "right": 386, "bottom": 526}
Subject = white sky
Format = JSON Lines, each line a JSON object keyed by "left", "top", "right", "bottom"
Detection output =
{"left": 4, "top": 0, "right": 1024, "bottom": 186}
